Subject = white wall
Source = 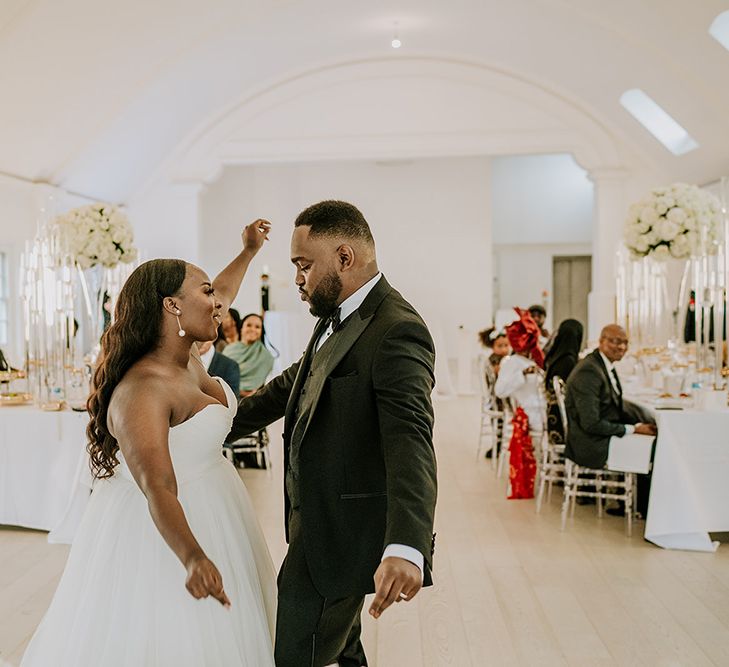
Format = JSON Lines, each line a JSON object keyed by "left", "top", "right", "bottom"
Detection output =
{"left": 0, "top": 178, "right": 33, "bottom": 363}
{"left": 493, "top": 243, "right": 593, "bottom": 332}
{"left": 127, "top": 182, "right": 201, "bottom": 265}
{"left": 491, "top": 154, "right": 594, "bottom": 245}
{"left": 489, "top": 153, "right": 594, "bottom": 333}
{"left": 198, "top": 157, "right": 493, "bottom": 367}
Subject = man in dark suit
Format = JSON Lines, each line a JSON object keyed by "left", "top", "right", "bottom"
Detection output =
{"left": 228, "top": 200, "right": 437, "bottom": 667}
{"left": 197, "top": 339, "right": 240, "bottom": 396}
{"left": 565, "top": 324, "right": 656, "bottom": 513}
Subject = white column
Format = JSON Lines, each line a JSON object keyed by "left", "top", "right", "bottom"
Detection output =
{"left": 588, "top": 168, "right": 629, "bottom": 343}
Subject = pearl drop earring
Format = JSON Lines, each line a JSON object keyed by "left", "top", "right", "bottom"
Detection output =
{"left": 175, "top": 309, "right": 186, "bottom": 337}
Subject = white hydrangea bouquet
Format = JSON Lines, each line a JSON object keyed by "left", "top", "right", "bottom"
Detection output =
{"left": 624, "top": 183, "right": 723, "bottom": 261}
{"left": 54, "top": 203, "right": 138, "bottom": 269}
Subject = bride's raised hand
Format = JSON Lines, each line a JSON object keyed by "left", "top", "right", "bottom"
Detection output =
{"left": 242, "top": 218, "right": 271, "bottom": 255}
{"left": 185, "top": 555, "right": 231, "bottom": 608}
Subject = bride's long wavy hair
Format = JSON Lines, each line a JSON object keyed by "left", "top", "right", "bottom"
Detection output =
{"left": 87, "top": 259, "right": 187, "bottom": 479}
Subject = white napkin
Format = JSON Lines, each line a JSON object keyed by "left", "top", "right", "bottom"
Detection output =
{"left": 607, "top": 433, "right": 654, "bottom": 474}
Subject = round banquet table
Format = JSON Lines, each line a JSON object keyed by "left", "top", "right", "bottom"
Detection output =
{"left": 0, "top": 405, "right": 91, "bottom": 544}
{"left": 643, "top": 406, "right": 729, "bottom": 551}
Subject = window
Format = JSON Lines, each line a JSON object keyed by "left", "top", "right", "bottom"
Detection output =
{"left": 0, "top": 252, "right": 8, "bottom": 345}
{"left": 710, "top": 11, "right": 729, "bottom": 53}
{"left": 619, "top": 89, "right": 699, "bottom": 156}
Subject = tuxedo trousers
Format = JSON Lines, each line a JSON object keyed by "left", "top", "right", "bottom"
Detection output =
{"left": 275, "top": 508, "right": 368, "bottom": 667}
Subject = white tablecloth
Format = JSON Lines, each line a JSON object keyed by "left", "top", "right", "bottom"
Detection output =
{"left": 645, "top": 409, "right": 729, "bottom": 551}
{"left": 0, "top": 406, "right": 91, "bottom": 543}
{"left": 607, "top": 433, "right": 653, "bottom": 474}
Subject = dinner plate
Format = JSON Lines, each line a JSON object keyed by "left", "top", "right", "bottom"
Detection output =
{"left": 0, "top": 392, "right": 33, "bottom": 406}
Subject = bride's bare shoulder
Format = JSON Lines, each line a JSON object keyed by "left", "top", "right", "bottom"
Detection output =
{"left": 106, "top": 361, "right": 177, "bottom": 438}
{"left": 110, "top": 361, "right": 174, "bottom": 413}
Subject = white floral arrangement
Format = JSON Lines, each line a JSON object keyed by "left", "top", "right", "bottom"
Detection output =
{"left": 54, "top": 203, "right": 138, "bottom": 269}
{"left": 624, "top": 183, "right": 723, "bottom": 261}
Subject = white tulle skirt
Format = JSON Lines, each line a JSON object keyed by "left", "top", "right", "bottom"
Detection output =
{"left": 22, "top": 459, "right": 277, "bottom": 666}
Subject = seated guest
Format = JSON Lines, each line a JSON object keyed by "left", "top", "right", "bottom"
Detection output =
{"left": 495, "top": 308, "right": 546, "bottom": 499}
{"left": 528, "top": 304, "right": 550, "bottom": 349}
{"left": 477, "top": 326, "right": 511, "bottom": 382}
{"left": 215, "top": 307, "right": 242, "bottom": 351}
{"left": 197, "top": 339, "right": 240, "bottom": 396}
{"left": 222, "top": 313, "right": 275, "bottom": 397}
{"left": 544, "top": 319, "right": 584, "bottom": 446}
{"left": 495, "top": 310, "right": 546, "bottom": 430}
{"left": 565, "top": 323, "right": 656, "bottom": 514}
{"left": 477, "top": 327, "right": 510, "bottom": 458}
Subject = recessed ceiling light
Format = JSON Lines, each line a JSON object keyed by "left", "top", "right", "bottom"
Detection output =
{"left": 709, "top": 11, "right": 729, "bottom": 52}
{"left": 391, "top": 21, "right": 401, "bottom": 49}
{"left": 619, "top": 89, "right": 699, "bottom": 156}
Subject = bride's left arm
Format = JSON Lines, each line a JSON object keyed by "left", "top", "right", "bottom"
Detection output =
{"left": 213, "top": 219, "right": 271, "bottom": 313}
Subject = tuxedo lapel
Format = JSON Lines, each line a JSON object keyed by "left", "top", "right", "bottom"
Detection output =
{"left": 593, "top": 350, "right": 621, "bottom": 407}
{"left": 284, "top": 317, "right": 328, "bottom": 426}
{"left": 287, "top": 275, "right": 392, "bottom": 442}
{"left": 299, "top": 310, "right": 375, "bottom": 438}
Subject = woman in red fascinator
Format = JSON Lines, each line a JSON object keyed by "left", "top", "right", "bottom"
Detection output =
{"left": 494, "top": 308, "right": 547, "bottom": 499}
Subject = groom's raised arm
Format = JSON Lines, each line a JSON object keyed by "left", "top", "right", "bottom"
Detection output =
{"left": 227, "top": 359, "right": 300, "bottom": 441}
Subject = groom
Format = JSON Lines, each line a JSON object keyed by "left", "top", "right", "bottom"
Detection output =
{"left": 229, "top": 200, "right": 438, "bottom": 666}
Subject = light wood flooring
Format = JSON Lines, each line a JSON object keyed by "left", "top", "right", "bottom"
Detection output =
{"left": 3, "top": 395, "right": 729, "bottom": 666}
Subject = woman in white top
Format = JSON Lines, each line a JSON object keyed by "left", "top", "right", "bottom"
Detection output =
{"left": 494, "top": 308, "right": 546, "bottom": 499}
{"left": 495, "top": 313, "right": 546, "bottom": 431}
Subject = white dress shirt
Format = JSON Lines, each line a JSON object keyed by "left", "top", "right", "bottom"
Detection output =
{"left": 199, "top": 345, "right": 215, "bottom": 371}
{"left": 315, "top": 272, "right": 381, "bottom": 352}
{"left": 598, "top": 351, "right": 635, "bottom": 435}
{"left": 316, "top": 273, "right": 425, "bottom": 577}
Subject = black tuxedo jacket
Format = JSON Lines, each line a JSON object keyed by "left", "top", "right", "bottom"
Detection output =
{"left": 564, "top": 349, "right": 636, "bottom": 468}
{"left": 208, "top": 351, "right": 240, "bottom": 397}
{"left": 229, "top": 276, "right": 437, "bottom": 598}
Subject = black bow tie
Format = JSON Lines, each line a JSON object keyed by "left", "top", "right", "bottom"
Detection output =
{"left": 326, "top": 307, "right": 342, "bottom": 332}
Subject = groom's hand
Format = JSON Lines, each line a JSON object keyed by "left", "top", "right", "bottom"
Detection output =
{"left": 369, "top": 557, "right": 422, "bottom": 619}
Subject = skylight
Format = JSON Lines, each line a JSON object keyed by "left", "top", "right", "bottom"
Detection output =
{"left": 709, "top": 11, "right": 729, "bottom": 52}
{"left": 619, "top": 89, "right": 699, "bottom": 156}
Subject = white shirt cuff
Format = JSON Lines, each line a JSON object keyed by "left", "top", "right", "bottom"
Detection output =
{"left": 382, "top": 544, "right": 424, "bottom": 580}
{"left": 624, "top": 424, "right": 635, "bottom": 435}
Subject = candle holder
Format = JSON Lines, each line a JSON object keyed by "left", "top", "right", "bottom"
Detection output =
{"left": 19, "top": 201, "right": 138, "bottom": 406}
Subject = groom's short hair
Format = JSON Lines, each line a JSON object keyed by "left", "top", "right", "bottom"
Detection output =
{"left": 295, "top": 200, "right": 375, "bottom": 246}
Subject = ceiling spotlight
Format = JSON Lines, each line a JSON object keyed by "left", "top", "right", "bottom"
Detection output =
{"left": 391, "top": 21, "right": 401, "bottom": 49}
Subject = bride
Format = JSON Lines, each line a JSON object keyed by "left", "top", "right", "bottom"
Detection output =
{"left": 22, "top": 221, "right": 277, "bottom": 666}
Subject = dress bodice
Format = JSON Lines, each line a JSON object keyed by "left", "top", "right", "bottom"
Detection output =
{"left": 116, "top": 377, "right": 236, "bottom": 484}
{"left": 23, "top": 376, "right": 277, "bottom": 666}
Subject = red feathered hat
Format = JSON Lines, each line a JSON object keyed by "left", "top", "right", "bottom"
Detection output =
{"left": 506, "top": 307, "right": 545, "bottom": 368}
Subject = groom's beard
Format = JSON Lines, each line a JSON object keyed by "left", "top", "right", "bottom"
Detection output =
{"left": 308, "top": 271, "right": 342, "bottom": 318}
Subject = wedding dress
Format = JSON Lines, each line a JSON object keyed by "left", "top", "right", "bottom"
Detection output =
{"left": 22, "top": 378, "right": 276, "bottom": 666}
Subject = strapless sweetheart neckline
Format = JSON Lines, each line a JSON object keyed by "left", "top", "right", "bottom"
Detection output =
{"left": 170, "top": 377, "right": 232, "bottom": 430}
{"left": 171, "top": 401, "right": 229, "bottom": 429}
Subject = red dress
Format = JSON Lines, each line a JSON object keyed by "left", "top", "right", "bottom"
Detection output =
{"left": 508, "top": 407, "right": 537, "bottom": 499}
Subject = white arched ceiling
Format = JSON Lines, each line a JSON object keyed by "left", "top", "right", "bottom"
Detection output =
{"left": 165, "top": 57, "right": 627, "bottom": 188}
{"left": 1, "top": 0, "right": 728, "bottom": 202}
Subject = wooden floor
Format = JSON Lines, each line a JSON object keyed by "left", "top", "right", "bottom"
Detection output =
{"left": 3, "top": 395, "right": 729, "bottom": 666}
